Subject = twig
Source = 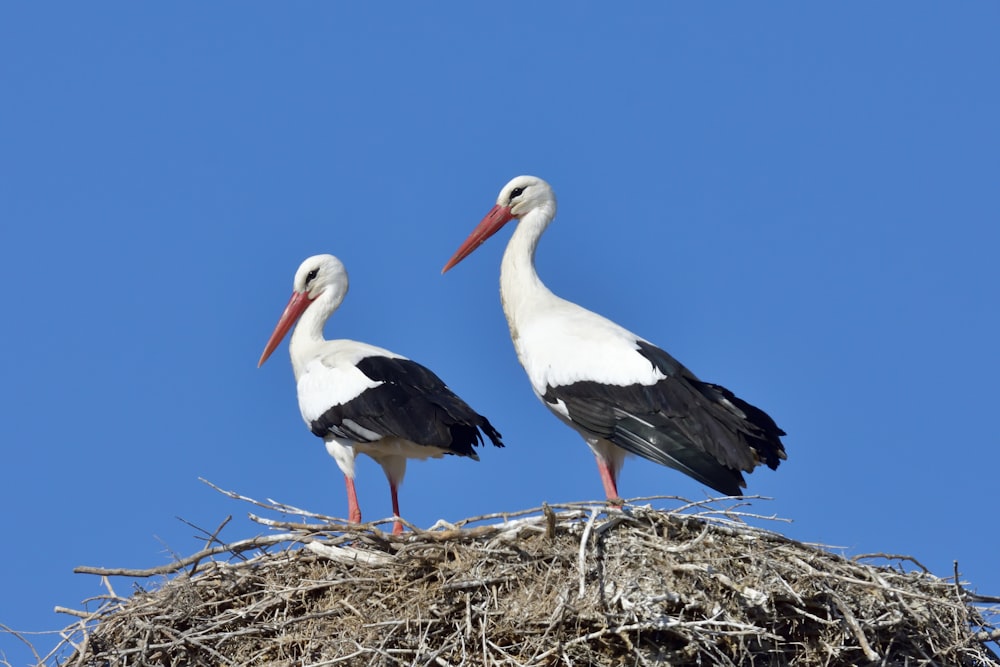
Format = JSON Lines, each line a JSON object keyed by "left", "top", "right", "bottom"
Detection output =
{"left": 577, "top": 508, "right": 600, "bottom": 599}
{"left": 52, "top": 607, "right": 93, "bottom": 619}
{"left": 542, "top": 502, "right": 556, "bottom": 540}
{"left": 832, "top": 593, "right": 880, "bottom": 662}
{"left": 199, "top": 477, "right": 344, "bottom": 522}
{"left": 248, "top": 512, "right": 360, "bottom": 534}
{"left": 0, "top": 623, "right": 43, "bottom": 664}
{"left": 440, "top": 576, "right": 512, "bottom": 592}
{"left": 852, "top": 552, "right": 930, "bottom": 573}
{"left": 186, "top": 515, "right": 234, "bottom": 574}
{"left": 73, "top": 532, "right": 302, "bottom": 577}
{"left": 305, "top": 541, "right": 394, "bottom": 566}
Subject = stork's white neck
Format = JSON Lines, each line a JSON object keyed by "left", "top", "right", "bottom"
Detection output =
{"left": 500, "top": 202, "right": 558, "bottom": 341}
{"left": 289, "top": 288, "right": 343, "bottom": 379}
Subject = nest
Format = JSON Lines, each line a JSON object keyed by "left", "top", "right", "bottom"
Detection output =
{"left": 30, "top": 483, "right": 1000, "bottom": 666}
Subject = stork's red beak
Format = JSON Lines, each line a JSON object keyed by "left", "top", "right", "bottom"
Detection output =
{"left": 441, "top": 204, "right": 515, "bottom": 273}
{"left": 258, "top": 291, "right": 314, "bottom": 367}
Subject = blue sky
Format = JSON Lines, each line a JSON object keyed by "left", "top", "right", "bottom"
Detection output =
{"left": 2, "top": 4, "right": 998, "bottom": 664}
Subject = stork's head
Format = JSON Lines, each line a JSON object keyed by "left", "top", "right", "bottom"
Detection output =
{"left": 293, "top": 254, "right": 349, "bottom": 302}
{"left": 442, "top": 175, "right": 557, "bottom": 273}
{"left": 498, "top": 175, "right": 555, "bottom": 219}
{"left": 258, "top": 254, "right": 349, "bottom": 367}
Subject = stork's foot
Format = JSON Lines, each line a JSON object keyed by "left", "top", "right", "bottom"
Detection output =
{"left": 392, "top": 518, "right": 404, "bottom": 535}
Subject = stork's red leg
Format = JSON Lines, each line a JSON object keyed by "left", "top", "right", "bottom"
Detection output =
{"left": 344, "top": 475, "right": 362, "bottom": 524}
{"left": 596, "top": 456, "right": 621, "bottom": 501}
{"left": 389, "top": 482, "right": 403, "bottom": 535}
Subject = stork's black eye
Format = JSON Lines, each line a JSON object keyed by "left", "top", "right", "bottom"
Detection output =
{"left": 510, "top": 186, "right": 524, "bottom": 202}
{"left": 305, "top": 268, "right": 319, "bottom": 284}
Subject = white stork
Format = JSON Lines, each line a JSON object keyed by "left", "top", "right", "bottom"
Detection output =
{"left": 259, "top": 254, "right": 503, "bottom": 534}
{"left": 442, "top": 176, "right": 785, "bottom": 499}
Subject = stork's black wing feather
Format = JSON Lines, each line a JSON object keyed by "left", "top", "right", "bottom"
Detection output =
{"left": 542, "top": 341, "right": 785, "bottom": 495}
{"left": 309, "top": 356, "right": 504, "bottom": 457}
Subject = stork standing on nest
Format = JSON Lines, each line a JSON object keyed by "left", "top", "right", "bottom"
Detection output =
{"left": 260, "top": 254, "right": 504, "bottom": 534}
{"left": 442, "top": 176, "right": 785, "bottom": 500}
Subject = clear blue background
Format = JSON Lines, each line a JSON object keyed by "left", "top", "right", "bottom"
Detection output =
{"left": 2, "top": 4, "right": 998, "bottom": 664}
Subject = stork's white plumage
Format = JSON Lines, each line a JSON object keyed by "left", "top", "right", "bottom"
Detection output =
{"left": 259, "top": 254, "right": 503, "bottom": 534}
{"left": 443, "top": 176, "right": 785, "bottom": 499}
